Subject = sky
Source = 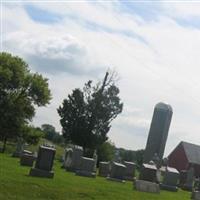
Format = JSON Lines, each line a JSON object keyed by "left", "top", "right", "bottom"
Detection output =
{"left": 2, "top": 0, "right": 200, "bottom": 156}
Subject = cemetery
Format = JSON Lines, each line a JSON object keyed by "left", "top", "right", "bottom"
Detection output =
{"left": 1, "top": 101, "right": 200, "bottom": 200}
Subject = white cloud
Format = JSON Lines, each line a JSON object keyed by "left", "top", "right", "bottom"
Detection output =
{"left": 3, "top": 1, "right": 200, "bottom": 156}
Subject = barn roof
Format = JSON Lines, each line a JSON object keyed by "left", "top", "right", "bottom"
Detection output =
{"left": 182, "top": 141, "right": 200, "bottom": 165}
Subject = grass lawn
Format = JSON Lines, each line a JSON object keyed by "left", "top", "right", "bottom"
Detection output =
{"left": 0, "top": 153, "right": 191, "bottom": 200}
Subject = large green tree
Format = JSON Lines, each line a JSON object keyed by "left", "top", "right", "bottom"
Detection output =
{"left": 0, "top": 52, "right": 51, "bottom": 152}
{"left": 58, "top": 71, "right": 123, "bottom": 152}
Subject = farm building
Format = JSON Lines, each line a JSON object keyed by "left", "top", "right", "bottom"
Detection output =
{"left": 168, "top": 141, "right": 200, "bottom": 177}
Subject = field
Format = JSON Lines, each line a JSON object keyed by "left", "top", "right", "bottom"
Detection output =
{"left": 0, "top": 153, "right": 191, "bottom": 200}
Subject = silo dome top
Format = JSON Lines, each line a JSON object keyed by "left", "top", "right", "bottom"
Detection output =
{"left": 155, "top": 102, "right": 173, "bottom": 112}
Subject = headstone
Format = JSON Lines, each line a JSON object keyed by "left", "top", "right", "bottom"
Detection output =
{"left": 12, "top": 137, "right": 24, "bottom": 157}
{"left": 139, "top": 163, "right": 158, "bottom": 183}
{"left": 143, "top": 102, "right": 173, "bottom": 165}
{"left": 160, "top": 167, "right": 179, "bottom": 192}
{"left": 76, "top": 157, "right": 96, "bottom": 178}
{"left": 191, "top": 178, "right": 200, "bottom": 200}
{"left": 64, "top": 145, "right": 83, "bottom": 172}
{"left": 181, "top": 167, "right": 194, "bottom": 191}
{"left": 192, "top": 192, "right": 200, "bottom": 200}
{"left": 29, "top": 145, "right": 56, "bottom": 178}
{"left": 107, "top": 162, "right": 126, "bottom": 182}
{"left": 20, "top": 151, "right": 36, "bottom": 167}
{"left": 93, "top": 150, "right": 98, "bottom": 172}
{"left": 123, "top": 161, "right": 136, "bottom": 181}
{"left": 62, "top": 148, "right": 73, "bottom": 168}
{"left": 134, "top": 180, "right": 160, "bottom": 193}
{"left": 99, "top": 161, "right": 110, "bottom": 177}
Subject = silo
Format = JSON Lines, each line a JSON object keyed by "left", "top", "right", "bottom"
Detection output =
{"left": 143, "top": 102, "right": 173, "bottom": 164}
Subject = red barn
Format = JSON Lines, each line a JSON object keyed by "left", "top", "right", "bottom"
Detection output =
{"left": 168, "top": 141, "right": 200, "bottom": 177}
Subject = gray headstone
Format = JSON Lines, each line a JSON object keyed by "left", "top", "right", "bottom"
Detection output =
{"left": 184, "top": 167, "right": 194, "bottom": 191}
{"left": 99, "top": 161, "right": 110, "bottom": 177}
{"left": 139, "top": 163, "right": 158, "bottom": 183}
{"left": 192, "top": 191, "right": 200, "bottom": 200}
{"left": 135, "top": 180, "right": 160, "bottom": 193}
{"left": 93, "top": 150, "right": 98, "bottom": 172}
{"left": 64, "top": 145, "right": 83, "bottom": 172}
{"left": 107, "top": 162, "right": 126, "bottom": 182}
{"left": 12, "top": 137, "right": 25, "bottom": 157}
{"left": 29, "top": 145, "right": 56, "bottom": 178}
{"left": 160, "top": 167, "right": 179, "bottom": 192}
{"left": 143, "top": 102, "right": 173, "bottom": 164}
{"left": 76, "top": 157, "right": 96, "bottom": 178}
{"left": 123, "top": 161, "right": 136, "bottom": 181}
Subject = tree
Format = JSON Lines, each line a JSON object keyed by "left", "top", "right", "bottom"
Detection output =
{"left": 41, "top": 124, "right": 64, "bottom": 145}
{"left": 0, "top": 52, "right": 51, "bottom": 152}
{"left": 58, "top": 71, "right": 123, "bottom": 152}
{"left": 22, "top": 125, "right": 44, "bottom": 145}
{"left": 97, "top": 141, "right": 115, "bottom": 164}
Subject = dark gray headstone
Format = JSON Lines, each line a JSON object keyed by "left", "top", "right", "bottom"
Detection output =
{"left": 99, "top": 161, "right": 110, "bottom": 177}
{"left": 143, "top": 102, "right": 173, "bottom": 164}
{"left": 107, "top": 162, "right": 126, "bottom": 182}
{"left": 123, "top": 161, "right": 136, "bottom": 181}
{"left": 29, "top": 145, "right": 56, "bottom": 178}
{"left": 139, "top": 163, "right": 157, "bottom": 183}
{"left": 20, "top": 152, "right": 35, "bottom": 167}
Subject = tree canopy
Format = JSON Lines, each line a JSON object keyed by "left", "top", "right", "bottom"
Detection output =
{"left": 58, "top": 71, "right": 123, "bottom": 151}
{"left": 0, "top": 52, "right": 51, "bottom": 152}
{"left": 41, "top": 124, "right": 64, "bottom": 145}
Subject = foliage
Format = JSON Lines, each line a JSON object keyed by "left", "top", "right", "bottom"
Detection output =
{"left": 41, "top": 124, "right": 64, "bottom": 145}
{"left": 118, "top": 148, "right": 137, "bottom": 162}
{"left": 97, "top": 141, "right": 115, "bottom": 163}
{"left": 21, "top": 126, "right": 44, "bottom": 145}
{"left": 0, "top": 52, "right": 51, "bottom": 152}
{"left": 58, "top": 71, "right": 123, "bottom": 151}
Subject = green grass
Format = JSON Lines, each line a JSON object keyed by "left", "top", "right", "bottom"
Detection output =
{"left": 0, "top": 153, "right": 191, "bottom": 200}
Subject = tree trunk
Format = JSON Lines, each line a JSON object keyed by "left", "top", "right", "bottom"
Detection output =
{"left": 2, "top": 136, "right": 7, "bottom": 153}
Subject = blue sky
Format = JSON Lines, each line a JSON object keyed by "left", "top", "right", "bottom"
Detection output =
{"left": 2, "top": 1, "right": 200, "bottom": 155}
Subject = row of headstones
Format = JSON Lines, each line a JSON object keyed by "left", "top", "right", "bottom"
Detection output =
{"left": 15, "top": 144, "right": 200, "bottom": 200}
{"left": 62, "top": 145, "right": 136, "bottom": 181}
{"left": 136, "top": 162, "right": 200, "bottom": 200}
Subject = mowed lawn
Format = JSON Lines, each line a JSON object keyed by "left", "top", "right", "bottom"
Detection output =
{"left": 0, "top": 153, "right": 191, "bottom": 200}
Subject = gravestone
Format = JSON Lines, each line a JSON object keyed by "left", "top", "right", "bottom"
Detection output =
{"left": 135, "top": 180, "right": 160, "bottom": 193}
{"left": 29, "top": 145, "right": 56, "bottom": 178}
{"left": 93, "top": 150, "right": 98, "bottom": 172}
{"left": 65, "top": 145, "right": 83, "bottom": 172}
{"left": 123, "top": 161, "right": 136, "bottom": 181}
{"left": 20, "top": 150, "right": 35, "bottom": 167}
{"left": 76, "top": 157, "right": 96, "bottom": 178}
{"left": 181, "top": 167, "right": 194, "bottom": 191}
{"left": 143, "top": 102, "right": 173, "bottom": 165}
{"left": 12, "top": 137, "right": 25, "bottom": 157}
{"left": 139, "top": 163, "right": 158, "bottom": 182}
{"left": 62, "top": 148, "right": 73, "bottom": 168}
{"left": 191, "top": 178, "right": 200, "bottom": 200}
{"left": 99, "top": 161, "right": 110, "bottom": 177}
{"left": 107, "top": 162, "right": 126, "bottom": 182}
{"left": 160, "top": 167, "right": 179, "bottom": 192}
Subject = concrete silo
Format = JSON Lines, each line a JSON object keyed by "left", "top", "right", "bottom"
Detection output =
{"left": 143, "top": 102, "right": 173, "bottom": 164}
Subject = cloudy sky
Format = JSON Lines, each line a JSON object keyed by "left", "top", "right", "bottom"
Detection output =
{"left": 2, "top": 1, "right": 200, "bottom": 155}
